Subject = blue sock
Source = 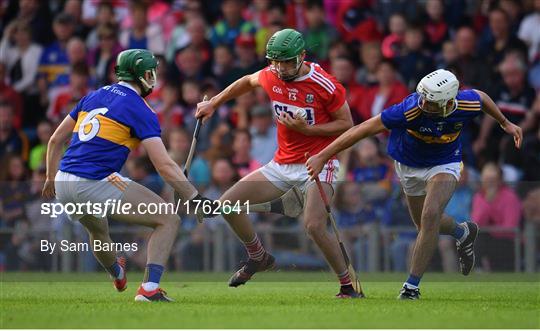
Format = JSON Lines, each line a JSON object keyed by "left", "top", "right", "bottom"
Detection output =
{"left": 105, "top": 261, "right": 122, "bottom": 279}
{"left": 452, "top": 222, "right": 466, "bottom": 241}
{"left": 144, "top": 264, "right": 164, "bottom": 284}
{"left": 405, "top": 274, "right": 421, "bottom": 288}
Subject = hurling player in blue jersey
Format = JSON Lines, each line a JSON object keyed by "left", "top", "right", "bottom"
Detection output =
{"left": 306, "top": 69, "right": 522, "bottom": 300}
{"left": 42, "top": 49, "right": 212, "bottom": 302}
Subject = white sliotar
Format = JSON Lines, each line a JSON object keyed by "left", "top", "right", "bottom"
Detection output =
{"left": 294, "top": 107, "right": 307, "bottom": 121}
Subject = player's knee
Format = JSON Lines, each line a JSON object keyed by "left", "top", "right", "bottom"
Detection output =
{"left": 154, "top": 214, "right": 180, "bottom": 229}
{"left": 303, "top": 219, "right": 326, "bottom": 237}
{"left": 421, "top": 206, "right": 442, "bottom": 225}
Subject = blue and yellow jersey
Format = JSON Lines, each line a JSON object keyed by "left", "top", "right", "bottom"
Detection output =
{"left": 59, "top": 83, "right": 161, "bottom": 180}
{"left": 380, "top": 89, "right": 482, "bottom": 168}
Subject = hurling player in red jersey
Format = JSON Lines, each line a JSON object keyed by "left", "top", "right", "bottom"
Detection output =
{"left": 196, "top": 29, "right": 360, "bottom": 298}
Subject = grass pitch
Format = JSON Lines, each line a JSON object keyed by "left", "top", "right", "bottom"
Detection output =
{"left": 1, "top": 272, "right": 539, "bottom": 329}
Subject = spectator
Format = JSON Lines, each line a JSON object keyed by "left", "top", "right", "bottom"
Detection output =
{"left": 230, "top": 34, "right": 262, "bottom": 80}
{"left": 0, "top": 20, "right": 43, "bottom": 126}
{"left": 423, "top": 0, "right": 449, "bottom": 53}
{"left": 0, "top": 103, "right": 29, "bottom": 161}
{"left": 37, "top": 13, "right": 75, "bottom": 88}
{"left": 474, "top": 54, "right": 536, "bottom": 164}
{"left": 330, "top": 56, "right": 365, "bottom": 123}
{"left": 125, "top": 156, "right": 164, "bottom": 196}
{"left": 355, "top": 42, "right": 382, "bottom": 87}
{"left": 0, "top": 62, "right": 23, "bottom": 131}
{"left": 436, "top": 40, "right": 458, "bottom": 69}
{"left": 249, "top": 104, "right": 278, "bottom": 165}
{"left": 155, "top": 82, "right": 183, "bottom": 135}
{"left": 87, "top": 23, "right": 123, "bottom": 88}
{"left": 396, "top": 26, "right": 435, "bottom": 91}
{"left": 285, "top": 0, "right": 308, "bottom": 31}
{"left": 254, "top": 1, "right": 286, "bottom": 58}
{"left": 357, "top": 60, "right": 409, "bottom": 122}
{"left": 0, "top": 153, "right": 31, "bottom": 270}
{"left": 119, "top": 1, "right": 165, "bottom": 55}
{"left": 0, "top": 20, "right": 42, "bottom": 94}
{"left": 517, "top": 0, "right": 540, "bottom": 62}
{"left": 4, "top": 0, "right": 52, "bottom": 46}
{"left": 180, "top": 79, "right": 220, "bottom": 153}
{"left": 81, "top": 0, "right": 128, "bottom": 27}
{"left": 481, "top": 7, "right": 528, "bottom": 80}
{"left": 212, "top": 44, "right": 236, "bottom": 88}
{"left": 168, "top": 45, "right": 209, "bottom": 83}
{"left": 519, "top": 107, "right": 540, "bottom": 183}
{"left": 347, "top": 137, "right": 393, "bottom": 212}
{"left": 167, "top": 128, "right": 191, "bottom": 167}
{"left": 381, "top": 186, "right": 416, "bottom": 272}
{"left": 381, "top": 13, "right": 407, "bottom": 59}
{"left": 452, "top": 26, "right": 490, "bottom": 90}
{"left": 209, "top": 0, "right": 256, "bottom": 48}
{"left": 28, "top": 120, "right": 52, "bottom": 171}
{"left": 85, "top": 2, "right": 117, "bottom": 50}
{"left": 46, "top": 62, "right": 90, "bottom": 125}
{"left": 335, "top": 0, "right": 382, "bottom": 43}
{"left": 63, "top": 0, "right": 87, "bottom": 39}
{"left": 231, "top": 129, "right": 261, "bottom": 178}
{"left": 167, "top": 17, "right": 212, "bottom": 67}
{"left": 302, "top": 0, "right": 338, "bottom": 62}
{"left": 334, "top": 181, "right": 378, "bottom": 271}
{"left": 472, "top": 162, "right": 521, "bottom": 271}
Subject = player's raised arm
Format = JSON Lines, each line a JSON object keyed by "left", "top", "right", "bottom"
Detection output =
{"left": 195, "top": 71, "right": 261, "bottom": 123}
{"left": 306, "top": 114, "right": 386, "bottom": 179}
{"left": 141, "top": 137, "right": 200, "bottom": 201}
{"left": 42, "top": 115, "right": 76, "bottom": 198}
{"left": 474, "top": 89, "right": 523, "bottom": 149}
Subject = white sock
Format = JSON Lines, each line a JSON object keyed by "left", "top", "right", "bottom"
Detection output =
{"left": 142, "top": 282, "right": 159, "bottom": 292}
{"left": 116, "top": 267, "right": 124, "bottom": 280}
{"left": 404, "top": 282, "right": 419, "bottom": 290}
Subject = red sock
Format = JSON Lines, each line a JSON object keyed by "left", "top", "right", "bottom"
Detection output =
{"left": 337, "top": 270, "right": 352, "bottom": 287}
{"left": 244, "top": 235, "right": 266, "bottom": 261}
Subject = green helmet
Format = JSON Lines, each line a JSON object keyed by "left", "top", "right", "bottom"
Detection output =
{"left": 115, "top": 49, "right": 158, "bottom": 97}
{"left": 266, "top": 29, "right": 305, "bottom": 81}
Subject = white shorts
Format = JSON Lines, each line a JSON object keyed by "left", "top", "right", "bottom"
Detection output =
{"left": 394, "top": 161, "right": 462, "bottom": 196}
{"left": 260, "top": 159, "right": 339, "bottom": 193}
{"left": 55, "top": 170, "right": 132, "bottom": 221}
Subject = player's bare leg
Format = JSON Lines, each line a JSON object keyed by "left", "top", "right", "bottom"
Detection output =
{"left": 398, "top": 173, "right": 455, "bottom": 300}
{"left": 79, "top": 215, "right": 127, "bottom": 292}
{"left": 405, "top": 188, "right": 479, "bottom": 279}
{"left": 220, "top": 170, "right": 285, "bottom": 287}
{"left": 112, "top": 181, "right": 179, "bottom": 301}
{"left": 304, "top": 183, "right": 356, "bottom": 296}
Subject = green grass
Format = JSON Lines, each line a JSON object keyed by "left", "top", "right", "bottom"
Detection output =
{"left": 1, "top": 272, "right": 539, "bottom": 328}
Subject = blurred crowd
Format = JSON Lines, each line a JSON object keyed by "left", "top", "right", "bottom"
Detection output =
{"left": 0, "top": 0, "right": 539, "bottom": 273}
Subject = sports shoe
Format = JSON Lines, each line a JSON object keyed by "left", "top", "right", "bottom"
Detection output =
{"left": 456, "top": 222, "right": 479, "bottom": 276}
{"left": 397, "top": 285, "right": 420, "bottom": 300}
{"left": 134, "top": 286, "right": 173, "bottom": 302}
{"left": 335, "top": 285, "right": 365, "bottom": 299}
{"left": 113, "top": 256, "right": 127, "bottom": 292}
{"left": 228, "top": 253, "right": 275, "bottom": 287}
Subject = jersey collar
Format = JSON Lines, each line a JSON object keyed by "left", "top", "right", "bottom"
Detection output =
{"left": 118, "top": 81, "right": 140, "bottom": 95}
{"left": 293, "top": 62, "right": 315, "bottom": 82}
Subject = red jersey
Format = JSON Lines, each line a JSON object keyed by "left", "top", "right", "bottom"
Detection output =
{"left": 258, "top": 62, "right": 347, "bottom": 164}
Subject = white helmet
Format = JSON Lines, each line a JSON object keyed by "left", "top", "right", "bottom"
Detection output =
{"left": 416, "top": 69, "right": 459, "bottom": 117}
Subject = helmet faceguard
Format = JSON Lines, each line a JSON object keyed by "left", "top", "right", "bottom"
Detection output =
{"left": 416, "top": 69, "right": 459, "bottom": 118}
{"left": 266, "top": 29, "right": 305, "bottom": 81}
{"left": 268, "top": 53, "right": 304, "bottom": 81}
